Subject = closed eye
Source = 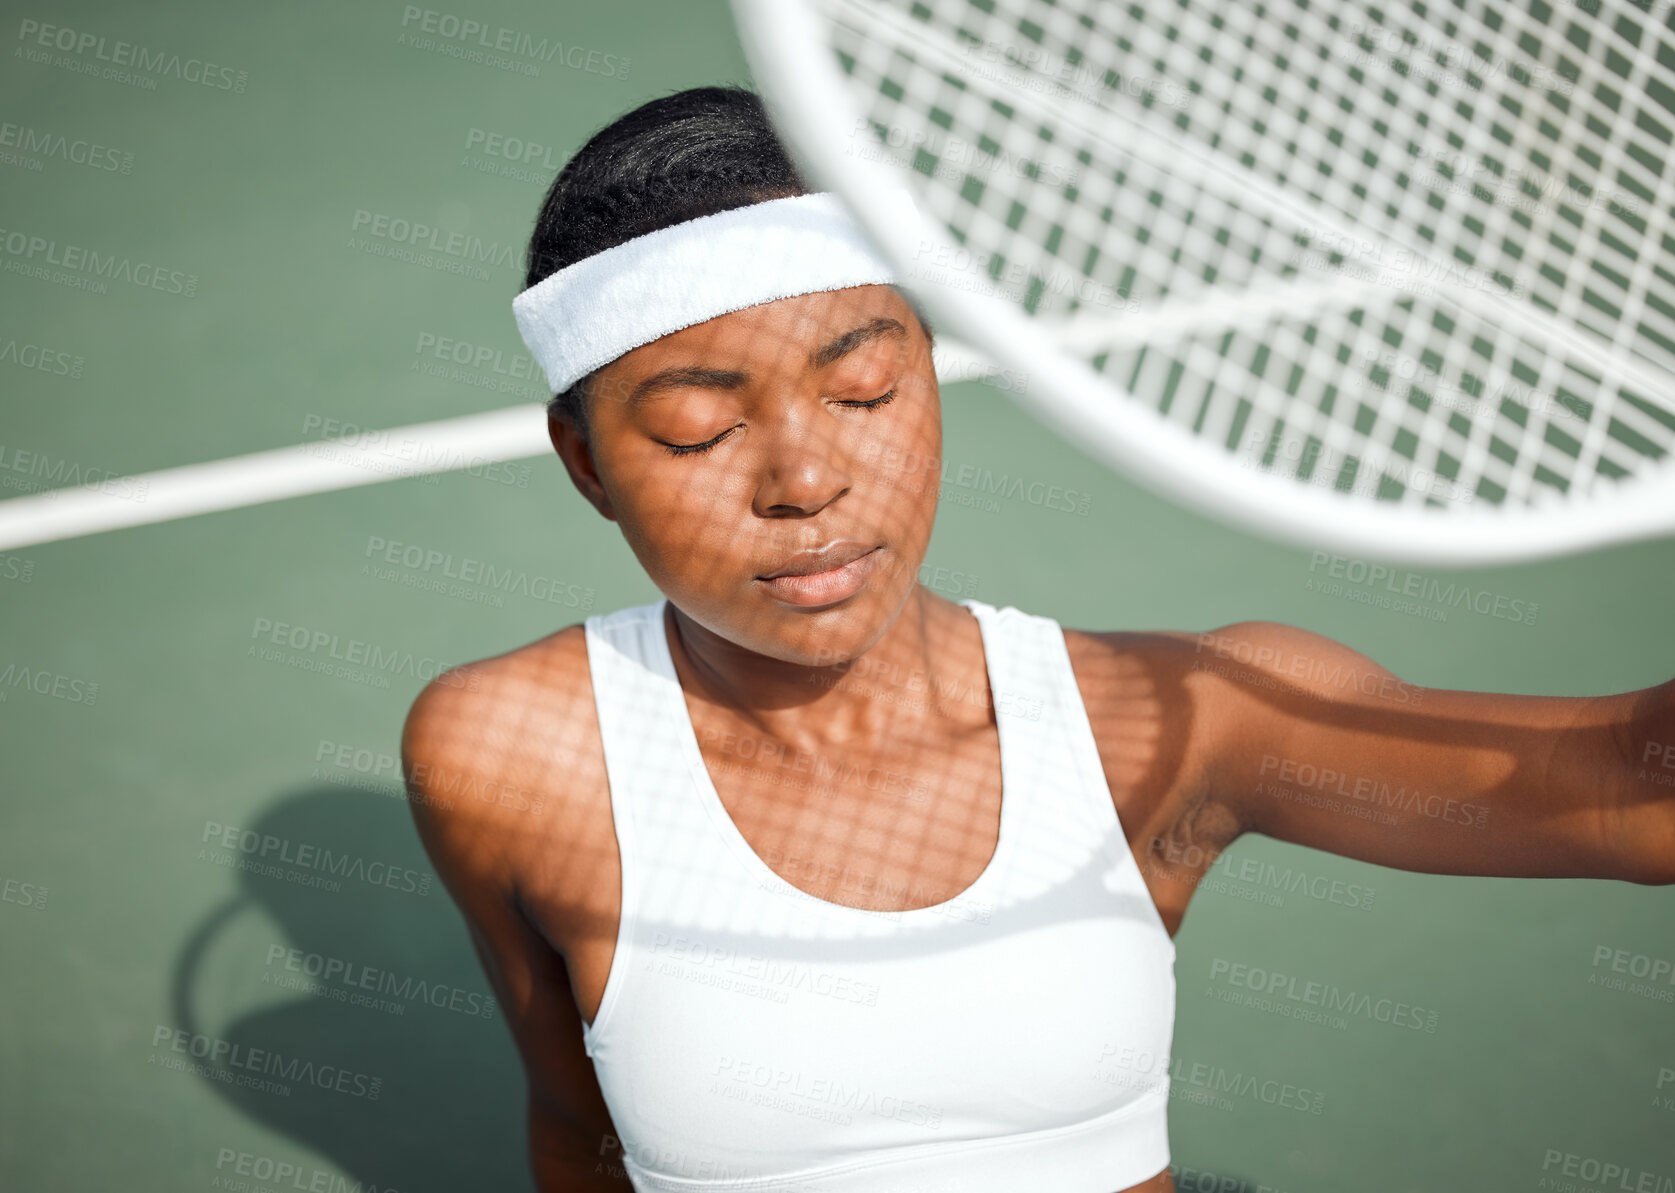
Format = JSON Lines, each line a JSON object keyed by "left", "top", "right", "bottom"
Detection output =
{"left": 661, "top": 429, "right": 734, "bottom": 457}
{"left": 659, "top": 389, "right": 897, "bottom": 457}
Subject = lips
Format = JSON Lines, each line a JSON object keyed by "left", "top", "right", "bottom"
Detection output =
{"left": 757, "top": 541, "right": 878, "bottom": 580}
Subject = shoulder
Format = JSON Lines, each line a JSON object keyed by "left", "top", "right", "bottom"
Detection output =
{"left": 400, "top": 623, "right": 609, "bottom": 900}
{"left": 406, "top": 621, "right": 593, "bottom": 722}
{"left": 1058, "top": 619, "right": 1400, "bottom": 730}
{"left": 1060, "top": 617, "right": 1413, "bottom": 818}
{"left": 1061, "top": 618, "right": 1387, "bottom": 715}
{"left": 402, "top": 622, "right": 596, "bottom": 784}
{"left": 1057, "top": 624, "right": 1225, "bottom": 811}
{"left": 1058, "top": 621, "right": 1364, "bottom": 826}
{"left": 1059, "top": 623, "right": 1230, "bottom": 751}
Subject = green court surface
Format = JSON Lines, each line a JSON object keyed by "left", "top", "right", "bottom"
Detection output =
{"left": 2, "top": 2, "right": 1673, "bottom": 1191}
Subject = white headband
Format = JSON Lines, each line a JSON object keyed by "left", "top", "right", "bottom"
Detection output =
{"left": 512, "top": 191, "right": 914, "bottom": 395}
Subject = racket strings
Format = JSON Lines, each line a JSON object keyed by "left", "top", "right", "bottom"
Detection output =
{"left": 926, "top": 0, "right": 1672, "bottom": 358}
{"left": 822, "top": 0, "right": 1675, "bottom": 508}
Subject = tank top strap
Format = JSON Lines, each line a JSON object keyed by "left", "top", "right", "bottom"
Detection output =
{"left": 958, "top": 598, "right": 1109, "bottom": 833}
{"left": 581, "top": 599, "right": 709, "bottom": 1053}
{"left": 580, "top": 605, "right": 664, "bottom": 852}
{"left": 583, "top": 599, "right": 685, "bottom": 849}
{"left": 961, "top": 599, "right": 1172, "bottom": 946}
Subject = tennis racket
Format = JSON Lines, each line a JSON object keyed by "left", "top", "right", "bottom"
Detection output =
{"left": 730, "top": 0, "right": 1675, "bottom": 564}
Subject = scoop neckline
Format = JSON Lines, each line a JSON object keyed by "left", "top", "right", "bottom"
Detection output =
{"left": 653, "top": 597, "right": 1017, "bottom": 924}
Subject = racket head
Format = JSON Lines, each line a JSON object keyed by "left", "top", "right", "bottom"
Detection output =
{"left": 731, "top": 0, "right": 1675, "bottom": 564}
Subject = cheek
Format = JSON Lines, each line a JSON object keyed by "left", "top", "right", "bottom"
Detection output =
{"left": 610, "top": 459, "right": 756, "bottom": 568}
{"left": 856, "top": 396, "right": 942, "bottom": 505}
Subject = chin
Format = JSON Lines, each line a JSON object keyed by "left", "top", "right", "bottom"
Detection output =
{"left": 754, "top": 583, "right": 913, "bottom": 664}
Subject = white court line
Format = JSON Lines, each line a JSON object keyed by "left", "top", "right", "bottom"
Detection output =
{"left": 0, "top": 341, "right": 1004, "bottom": 550}
{"left": 0, "top": 405, "right": 553, "bottom": 552}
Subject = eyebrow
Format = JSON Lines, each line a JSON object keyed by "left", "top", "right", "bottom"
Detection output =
{"left": 808, "top": 316, "right": 906, "bottom": 370}
{"left": 625, "top": 366, "right": 748, "bottom": 408}
{"left": 626, "top": 317, "right": 908, "bottom": 408}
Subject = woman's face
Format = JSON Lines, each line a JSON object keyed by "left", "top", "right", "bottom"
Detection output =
{"left": 553, "top": 284, "right": 941, "bottom": 667}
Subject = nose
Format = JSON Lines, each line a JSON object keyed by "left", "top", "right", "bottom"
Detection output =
{"left": 751, "top": 401, "right": 854, "bottom": 517}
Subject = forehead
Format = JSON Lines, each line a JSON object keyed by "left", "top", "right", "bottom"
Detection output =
{"left": 606, "top": 284, "right": 920, "bottom": 377}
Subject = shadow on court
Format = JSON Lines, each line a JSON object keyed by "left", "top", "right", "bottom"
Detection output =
{"left": 169, "top": 785, "right": 533, "bottom": 1193}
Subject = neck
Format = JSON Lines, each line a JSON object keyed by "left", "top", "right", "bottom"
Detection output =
{"left": 665, "top": 585, "right": 984, "bottom": 751}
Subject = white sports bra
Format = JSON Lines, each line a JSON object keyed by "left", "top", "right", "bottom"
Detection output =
{"left": 581, "top": 598, "right": 1177, "bottom": 1192}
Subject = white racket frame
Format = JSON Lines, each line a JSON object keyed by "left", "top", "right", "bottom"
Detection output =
{"left": 731, "top": 0, "right": 1675, "bottom": 565}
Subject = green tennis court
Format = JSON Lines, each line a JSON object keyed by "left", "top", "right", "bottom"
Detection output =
{"left": 3, "top": 1, "right": 1673, "bottom": 1190}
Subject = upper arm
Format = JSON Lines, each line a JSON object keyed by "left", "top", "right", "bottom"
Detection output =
{"left": 401, "top": 669, "right": 620, "bottom": 1175}
{"left": 1189, "top": 620, "right": 1646, "bottom": 881}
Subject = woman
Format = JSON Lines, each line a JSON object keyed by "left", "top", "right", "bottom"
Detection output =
{"left": 401, "top": 86, "right": 1674, "bottom": 1193}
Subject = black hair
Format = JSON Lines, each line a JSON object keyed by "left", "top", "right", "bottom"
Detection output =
{"left": 523, "top": 86, "right": 804, "bottom": 437}
{"left": 522, "top": 85, "right": 929, "bottom": 439}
